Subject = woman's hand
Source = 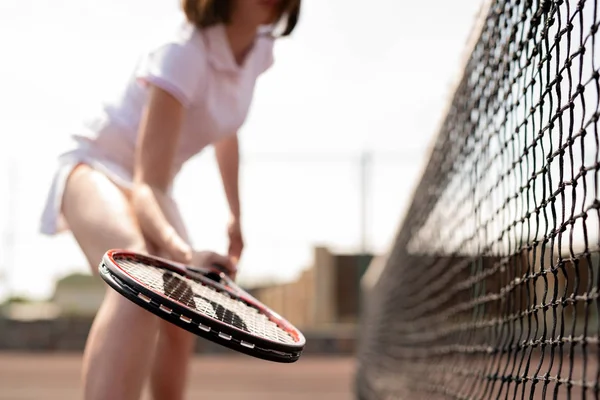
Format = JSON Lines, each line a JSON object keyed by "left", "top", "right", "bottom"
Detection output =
{"left": 132, "top": 184, "right": 193, "bottom": 264}
{"left": 227, "top": 216, "right": 244, "bottom": 264}
{"left": 191, "top": 250, "right": 237, "bottom": 278}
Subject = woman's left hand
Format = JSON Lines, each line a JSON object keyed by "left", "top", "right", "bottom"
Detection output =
{"left": 227, "top": 216, "right": 244, "bottom": 264}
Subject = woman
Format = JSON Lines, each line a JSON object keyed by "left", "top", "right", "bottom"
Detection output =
{"left": 39, "top": 1, "right": 301, "bottom": 399}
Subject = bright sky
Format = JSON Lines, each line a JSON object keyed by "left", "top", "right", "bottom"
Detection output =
{"left": 0, "top": 0, "right": 483, "bottom": 300}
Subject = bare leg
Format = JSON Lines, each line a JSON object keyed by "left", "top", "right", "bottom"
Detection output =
{"left": 62, "top": 165, "right": 159, "bottom": 400}
{"left": 82, "top": 289, "right": 159, "bottom": 400}
{"left": 150, "top": 321, "right": 197, "bottom": 400}
{"left": 149, "top": 202, "right": 197, "bottom": 400}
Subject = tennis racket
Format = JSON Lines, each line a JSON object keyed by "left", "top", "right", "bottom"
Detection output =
{"left": 98, "top": 249, "right": 306, "bottom": 363}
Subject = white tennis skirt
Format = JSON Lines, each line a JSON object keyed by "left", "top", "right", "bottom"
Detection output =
{"left": 39, "top": 147, "right": 135, "bottom": 236}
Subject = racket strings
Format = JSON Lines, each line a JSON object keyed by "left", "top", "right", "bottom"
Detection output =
{"left": 116, "top": 257, "right": 296, "bottom": 345}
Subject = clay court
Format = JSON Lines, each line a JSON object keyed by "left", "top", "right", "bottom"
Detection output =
{"left": 0, "top": 353, "right": 355, "bottom": 400}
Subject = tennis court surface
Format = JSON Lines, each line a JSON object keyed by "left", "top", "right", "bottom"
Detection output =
{"left": 0, "top": 353, "right": 354, "bottom": 400}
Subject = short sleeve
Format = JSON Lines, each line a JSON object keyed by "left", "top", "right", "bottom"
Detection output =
{"left": 136, "top": 41, "right": 205, "bottom": 107}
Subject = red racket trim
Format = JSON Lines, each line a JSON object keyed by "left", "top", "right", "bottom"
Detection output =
{"left": 99, "top": 264, "right": 303, "bottom": 363}
{"left": 103, "top": 251, "right": 256, "bottom": 337}
{"left": 103, "top": 250, "right": 306, "bottom": 346}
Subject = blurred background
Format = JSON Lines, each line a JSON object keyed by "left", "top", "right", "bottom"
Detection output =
{"left": 0, "top": 0, "right": 483, "bottom": 398}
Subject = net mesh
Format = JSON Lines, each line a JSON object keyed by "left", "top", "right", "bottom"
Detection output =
{"left": 356, "top": 0, "right": 600, "bottom": 398}
{"left": 115, "top": 256, "right": 296, "bottom": 345}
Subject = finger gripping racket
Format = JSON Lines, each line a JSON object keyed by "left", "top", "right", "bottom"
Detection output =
{"left": 98, "top": 249, "right": 306, "bottom": 363}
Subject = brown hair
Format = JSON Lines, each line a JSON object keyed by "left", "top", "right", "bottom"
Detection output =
{"left": 182, "top": 0, "right": 301, "bottom": 37}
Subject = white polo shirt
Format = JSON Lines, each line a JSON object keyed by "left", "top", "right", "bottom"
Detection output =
{"left": 40, "top": 22, "right": 275, "bottom": 235}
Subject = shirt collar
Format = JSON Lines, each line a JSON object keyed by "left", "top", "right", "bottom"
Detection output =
{"left": 203, "top": 24, "right": 250, "bottom": 74}
{"left": 203, "top": 24, "right": 273, "bottom": 74}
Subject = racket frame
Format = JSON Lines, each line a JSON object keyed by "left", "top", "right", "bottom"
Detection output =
{"left": 98, "top": 250, "right": 305, "bottom": 363}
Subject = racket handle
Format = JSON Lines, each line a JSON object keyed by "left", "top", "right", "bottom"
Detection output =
{"left": 211, "top": 263, "right": 231, "bottom": 274}
{"left": 204, "top": 263, "right": 232, "bottom": 282}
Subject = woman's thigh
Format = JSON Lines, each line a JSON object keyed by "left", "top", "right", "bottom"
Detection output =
{"left": 61, "top": 164, "right": 149, "bottom": 269}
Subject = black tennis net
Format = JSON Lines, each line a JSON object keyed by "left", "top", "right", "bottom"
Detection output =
{"left": 356, "top": 0, "right": 600, "bottom": 399}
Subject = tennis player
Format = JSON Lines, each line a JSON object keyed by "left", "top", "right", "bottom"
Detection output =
{"left": 39, "top": 1, "right": 300, "bottom": 399}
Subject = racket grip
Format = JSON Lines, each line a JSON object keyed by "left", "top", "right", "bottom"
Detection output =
{"left": 211, "top": 263, "right": 231, "bottom": 274}
{"left": 204, "top": 263, "right": 231, "bottom": 282}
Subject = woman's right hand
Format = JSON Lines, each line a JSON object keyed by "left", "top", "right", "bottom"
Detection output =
{"left": 160, "top": 225, "right": 194, "bottom": 264}
{"left": 131, "top": 183, "right": 193, "bottom": 264}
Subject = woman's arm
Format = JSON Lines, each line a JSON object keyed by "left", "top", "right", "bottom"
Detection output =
{"left": 132, "top": 85, "right": 236, "bottom": 272}
{"left": 131, "top": 84, "right": 193, "bottom": 263}
{"left": 214, "top": 135, "right": 244, "bottom": 262}
{"left": 214, "top": 135, "right": 241, "bottom": 220}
